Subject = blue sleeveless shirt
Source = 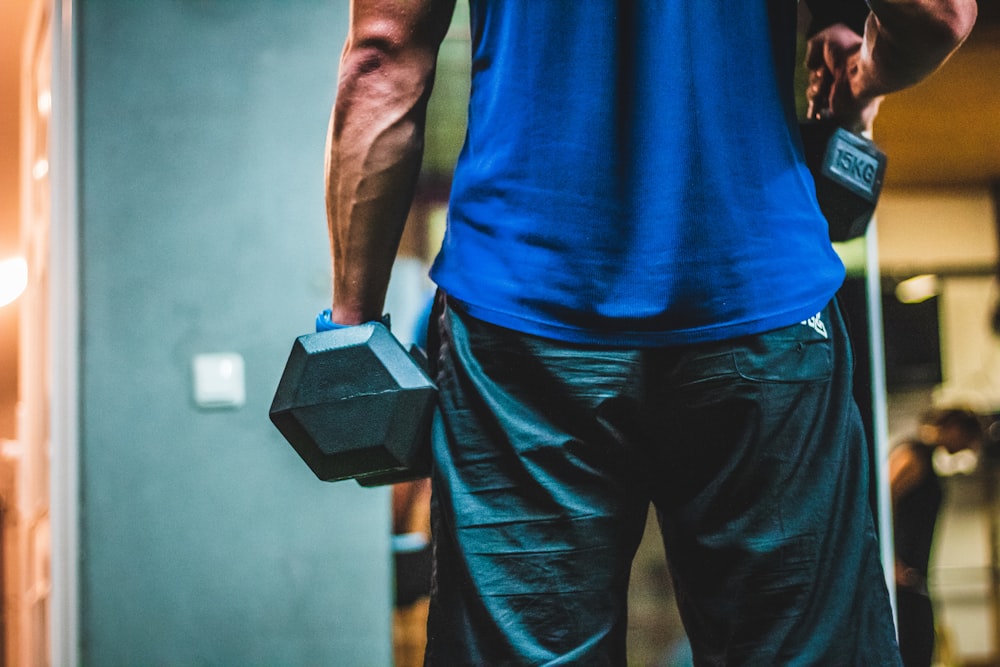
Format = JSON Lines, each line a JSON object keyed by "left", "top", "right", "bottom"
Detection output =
{"left": 429, "top": 1, "right": 846, "bottom": 346}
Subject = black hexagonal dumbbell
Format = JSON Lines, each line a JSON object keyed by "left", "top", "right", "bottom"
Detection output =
{"left": 269, "top": 321, "right": 435, "bottom": 486}
{"left": 800, "top": 120, "right": 887, "bottom": 243}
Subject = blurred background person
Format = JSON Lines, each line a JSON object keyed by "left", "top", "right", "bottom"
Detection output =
{"left": 891, "top": 407, "right": 984, "bottom": 667}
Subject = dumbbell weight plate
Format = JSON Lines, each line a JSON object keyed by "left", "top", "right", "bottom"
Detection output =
{"left": 800, "top": 120, "right": 887, "bottom": 242}
{"left": 269, "top": 322, "right": 435, "bottom": 485}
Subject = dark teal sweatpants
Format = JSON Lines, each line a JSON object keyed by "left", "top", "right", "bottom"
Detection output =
{"left": 423, "top": 295, "right": 901, "bottom": 666}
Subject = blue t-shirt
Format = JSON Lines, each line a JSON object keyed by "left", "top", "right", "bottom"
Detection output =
{"left": 429, "top": 1, "right": 846, "bottom": 346}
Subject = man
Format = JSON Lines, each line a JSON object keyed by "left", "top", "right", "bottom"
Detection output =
{"left": 891, "top": 407, "right": 983, "bottom": 667}
{"left": 319, "top": 0, "right": 977, "bottom": 663}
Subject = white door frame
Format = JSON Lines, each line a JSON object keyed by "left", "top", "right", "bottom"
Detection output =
{"left": 48, "top": 0, "right": 79, "bottom": 664}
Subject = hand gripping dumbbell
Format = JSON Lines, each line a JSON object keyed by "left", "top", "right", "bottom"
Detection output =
{"left": 269, "top": 321, "right": 435, "bottom": 487}
{"left": 800, "top": 120, "right": 888, "bottom": 242}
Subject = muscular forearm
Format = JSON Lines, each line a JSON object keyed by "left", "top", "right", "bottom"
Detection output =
{"left": 855, "top": 0, "right": 977, "bottom": 97}
{"left": 326, "top": 51, "right": 431, "bottom": 324}
{"left": 325, "top": 1, "right": 454, "bottom": 325}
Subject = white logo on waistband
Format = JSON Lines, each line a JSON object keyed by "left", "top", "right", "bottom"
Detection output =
{"left": 801, "top": 312, "right": 828, "bottom": 339}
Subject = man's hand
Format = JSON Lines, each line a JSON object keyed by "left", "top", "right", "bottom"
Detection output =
{"left": 805, "top": 23, "right": 882, "bottom": 134}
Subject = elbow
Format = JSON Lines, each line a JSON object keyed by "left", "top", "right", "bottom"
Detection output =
{"left": 935, "top": 0, "right": 979, "bottom": 48}
{"left": 335, "top": 32, "right": 437, "bottom": 120}
{"left": 331, "top": 25, "right": 437, "bottom": 144}
{"left": 917, "top": 0, "right": 978, "bottom": 50}
{"left": 335, "top": 42, "right": 436, "bottom": 120}
{"left": 342, "top": 33, "right": 403, "bottom": 78}
{"left": 340, "top": 41, "right": 399, "bottom": 86}
{"left": 340, "top": 19, "right": 438, "bottom": 82}
{"left": 342, "top": 43, "right": 392, "bottom": 79}
{"left": 871, "top": 0, "right": 978, "bottom": 50}
{"left": 947, "top": 0, "right": 978, "bottom": 46}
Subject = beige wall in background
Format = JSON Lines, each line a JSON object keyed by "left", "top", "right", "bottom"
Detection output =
{"left": 875, "top": 187, "right": 999, "bottom": 405}
{"left": 877, "top": 188, "right": 997, "bottom": 273}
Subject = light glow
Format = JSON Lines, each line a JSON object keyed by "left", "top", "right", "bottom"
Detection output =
{"left": 895, "top": 274, "right": 940, "bottom": 304}
{"left": 37, "top": 89, "right": 52, "bottom": 117}
{"left": 32, "top": 158, "right": 49, "bottom": 181}
{"left": 0, "top": 257, "right": 28, "bottom": 307}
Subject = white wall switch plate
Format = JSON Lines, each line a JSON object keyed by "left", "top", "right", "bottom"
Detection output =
{"left": 192, "top": 352, "right": 246, "bottom": 409}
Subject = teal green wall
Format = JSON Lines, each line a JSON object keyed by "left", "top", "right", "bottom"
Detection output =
{"left": 77, "top": 2, "right": 393, "bottom": 665}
